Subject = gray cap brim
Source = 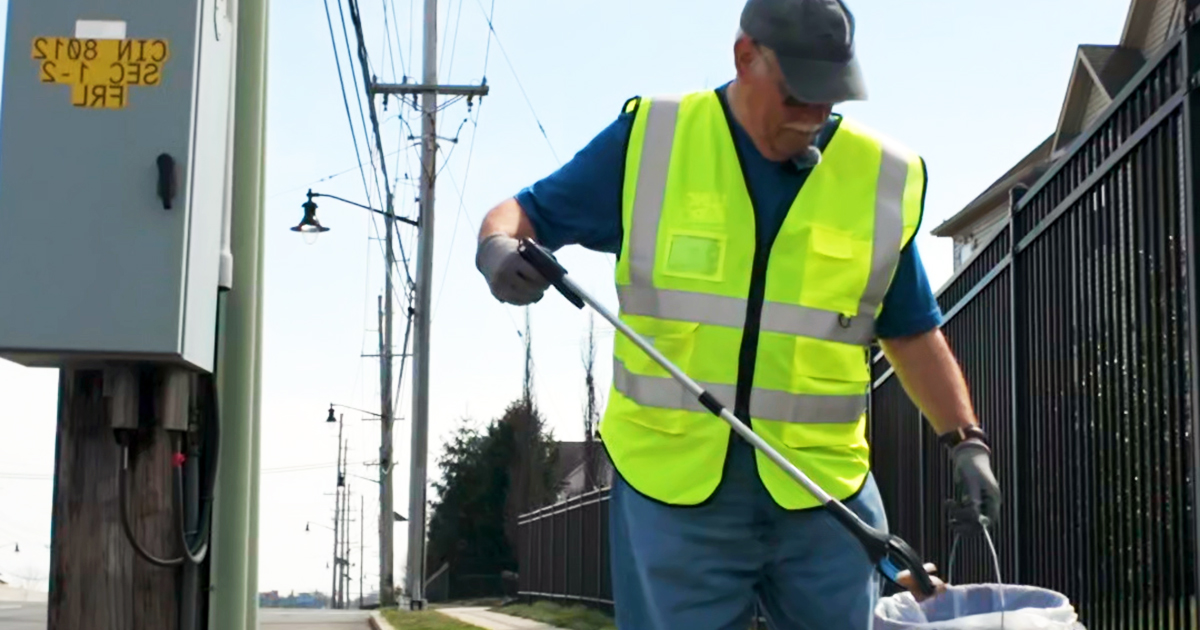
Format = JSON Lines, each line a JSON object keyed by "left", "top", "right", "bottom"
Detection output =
{"left": 776, "top": 54, "right": 867, "bottom": 103}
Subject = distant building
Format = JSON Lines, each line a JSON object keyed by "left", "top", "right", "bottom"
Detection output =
{"left": 552, "top": 440, "right": 613, "bottom": 502}
{"left": 932, "top": 0, "right": 1186, "bottom": 272}
{"left": 258, "top": 590, "right": 326, "bottom": 609}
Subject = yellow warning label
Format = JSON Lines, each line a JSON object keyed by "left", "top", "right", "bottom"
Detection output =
{"left": 32, "top": 36, "right": 170, "bottom": 110}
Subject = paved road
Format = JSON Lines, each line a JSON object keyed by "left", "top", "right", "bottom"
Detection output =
{"left": 0, "top": 603, "right": 371, "bottom": 629}
{"left": 0, "top": 604, "right": 43, "bottom": 630}
{"left": 260, "top": 609, "right": 372, "bottom": 628}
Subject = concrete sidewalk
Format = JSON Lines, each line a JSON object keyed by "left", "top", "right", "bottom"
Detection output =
{"left": 436, "top": 607, "right": 565, "bottom": 630}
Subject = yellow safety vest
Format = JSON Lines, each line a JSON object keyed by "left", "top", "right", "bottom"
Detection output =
{"left": 598, "top": 89, "right": 926, "bottom": 510}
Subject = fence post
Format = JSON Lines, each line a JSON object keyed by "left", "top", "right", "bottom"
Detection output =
{"left": 1007, "top": 183, "right": 1027, "bottom": 584}
{"left": 595, "top": 491, "right": 602, "bottom": 602}
{"left": 1180, "top": 1, "right": 1200, "bottom": 604}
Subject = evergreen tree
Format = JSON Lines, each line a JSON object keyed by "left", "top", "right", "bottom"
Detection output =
{"left": 425, "top": 401, "right": 560, "bottom": 591}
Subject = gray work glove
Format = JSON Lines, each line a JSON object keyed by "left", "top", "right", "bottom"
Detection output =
{"left": 476, "top": 233, "right": 551, "bottom": 305}
{"left": 948, "top": 439, "right": 1002, "bottom": 532}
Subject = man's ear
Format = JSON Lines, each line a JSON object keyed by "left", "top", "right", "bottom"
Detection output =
{"left": 733, "top": 36, "right": 758, "bottom": 78}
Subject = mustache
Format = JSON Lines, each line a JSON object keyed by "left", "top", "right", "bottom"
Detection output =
{"left": 782, "top": 122, "right": 823, "bottom": 134}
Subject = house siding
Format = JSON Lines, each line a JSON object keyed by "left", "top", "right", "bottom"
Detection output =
{"left": 951, "top": 203, "right": 1008, "bottom": 271}
{"left": 1147, "top": 0, "right": 1182, "bottom": 52}
{"left": 1083, "top": 80, "right": 1112, "bottom": 129}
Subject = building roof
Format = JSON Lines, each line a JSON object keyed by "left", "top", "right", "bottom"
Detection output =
{"left": 931, "top": 134, "right": 1054, "bottom": 237}
{"left": 553, "top": 442, "right": 587, "bottom": 486}
{"left": 1083, "top": 45, "right": 1145, "bottom": 98}
{"left": 932, "top": 0, "right": 1160, "bottom": 241}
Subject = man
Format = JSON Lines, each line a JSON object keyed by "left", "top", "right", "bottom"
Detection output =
{"left": 474, "top": 0, "right": 1001, "bottom": 627}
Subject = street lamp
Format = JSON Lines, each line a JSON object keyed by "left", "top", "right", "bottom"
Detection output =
{"left": 293, "top": 189, "right": 417, "bottom": 237}
{"left": 296, "top": 190, "right": 417, "bottom": 609}
{"left": 290, "top": 192, "right": 330, "bottom": 245}
{"left": 328, "top": 402, "right": 383, "bottom": 420}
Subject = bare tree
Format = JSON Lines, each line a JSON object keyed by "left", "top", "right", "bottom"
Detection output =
{"left": 581, "top": 312, "right": 601, "bottom": 490}
{"left": 502, "top": 306, "right": 558, "bottom": 546}
{"left": 522, "top": 307, "right": 534, "bottom": 406}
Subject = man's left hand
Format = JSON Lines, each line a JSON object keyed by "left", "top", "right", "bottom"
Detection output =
{"left": 895, "top": 563, "right": 947, "bottom": 602}
{"left": 950, "top": 439, "right": 1001, "bottom": 529}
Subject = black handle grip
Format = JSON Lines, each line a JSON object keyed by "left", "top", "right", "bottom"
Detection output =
{"left": 827, "top": 501, "right": 936, "bottom": 597}
{"left": 878, "top": 535, "right": 937, "bottom": 597}
{"left": 156, "top": 153, "right": 177, "bottom": 210}
{"left": 517, "top": 238, "right": 585, "bottom": 309}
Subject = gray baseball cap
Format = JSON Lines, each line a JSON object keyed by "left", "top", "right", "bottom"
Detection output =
{"left": 740, "top": 0, "right": 867, "bottom": 103}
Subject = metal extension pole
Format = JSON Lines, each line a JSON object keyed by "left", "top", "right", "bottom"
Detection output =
{"left": 516, "top": 240, "right": 937, "bottom": 596}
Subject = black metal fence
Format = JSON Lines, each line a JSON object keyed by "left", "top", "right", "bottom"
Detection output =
{"left": 517, "top": 23, "right": 1200, "bottom": 629}
{"left": 517, "top": 487, "right": 612, "bottom": 606}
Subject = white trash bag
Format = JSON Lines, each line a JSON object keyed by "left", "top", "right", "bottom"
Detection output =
{"left": 873, "top": 583, "right": 1086, "bottom": 630}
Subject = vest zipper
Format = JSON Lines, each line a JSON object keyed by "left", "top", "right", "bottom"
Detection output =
{"left": 715, "top": 89, "right": 839, "bottom": 428}
{"left": 733, "top": 230, "right": 777, "bottom": 425}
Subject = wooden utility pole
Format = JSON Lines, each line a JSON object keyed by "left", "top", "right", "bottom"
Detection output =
{"left": 368, "top": 0, "right": 488, "bottom": 605}
{"left": 48, "top": 367, "right": 204, "bottom": 630}
{"left": 0, "top": 0, "right": 267, "bottom": 627}
{"left": 359, "top": 495, "right": 365, "bottom": 608}
{"left": 338, "top": 481, "right": 350, "bottom": 608}
{"left": 331, "top": 413, "right": 344, "bottom": 608}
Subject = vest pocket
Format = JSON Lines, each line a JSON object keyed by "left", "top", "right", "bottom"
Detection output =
{"left": 661, "top": 231, "right": 727, "bottom": 282}
{"left": 621, "top": 319, "right": 701, "bottom": 373}
{"left": 800, "top": 225, "right": 871, "bottom": 316}
{"left": 611, "top": 320, "right": 701, "bottom": 437}
{"left": 776, "top": 412, "right": 868, "bottom": 449}
{"left": 611, "top": 404, "right": 691, "bottom": 436}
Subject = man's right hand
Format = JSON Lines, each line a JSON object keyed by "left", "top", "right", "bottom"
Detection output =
{"left": 475, "top": 233, "right": 551, "bottom": 305}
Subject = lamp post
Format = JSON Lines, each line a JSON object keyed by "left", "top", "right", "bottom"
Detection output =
{"left": 325, "top": 407, "right": 345, "bottom": 608}
{"left": 328, "top": 402, "right": 384, "bottom": 420}
{"left": 304, "top": 520, "right": 338, "bottom": 609}
{"left": 297, "top": 190, "right": 416, "bottom": 608}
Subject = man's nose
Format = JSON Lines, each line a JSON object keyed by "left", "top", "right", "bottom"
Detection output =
{"left": 787, "top": 103, "right": 832, "bottom": 124}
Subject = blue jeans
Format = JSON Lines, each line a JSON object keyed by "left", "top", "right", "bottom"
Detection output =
{"left": 608, "top": 436, "right": 888, "bottom": 630}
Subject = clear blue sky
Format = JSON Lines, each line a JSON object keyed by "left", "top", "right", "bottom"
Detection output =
{"left": 0, "top": 0, "right": 1134, "bottom": 597}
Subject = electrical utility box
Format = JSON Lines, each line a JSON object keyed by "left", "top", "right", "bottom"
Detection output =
{"left": 0, "top": 0, "right": 236, "bottom": 373}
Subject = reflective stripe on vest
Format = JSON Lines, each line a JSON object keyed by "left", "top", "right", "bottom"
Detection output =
{"left": 613, "top": 358, "right": 865, "bottom": 423}
{"left": 619, "top": 95, "right": 910, "bottom": 346}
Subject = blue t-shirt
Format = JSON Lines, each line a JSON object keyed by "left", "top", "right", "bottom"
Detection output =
{"left": 514, "top": 84, "right": 943, "bottom": 339}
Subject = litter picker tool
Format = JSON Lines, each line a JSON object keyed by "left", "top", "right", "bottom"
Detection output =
{"left": 516, "top": 238, "right": 938, "bottom": 597}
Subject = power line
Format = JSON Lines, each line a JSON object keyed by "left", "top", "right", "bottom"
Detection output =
{"left": 427, "top": 0, "right": 520, "bottom": 337}
{"left": 439, "top": 0, "right": 465, "bottom": 83}
{"left": 430, "top": 109, "right": 483, "bottom": 321}
{"left": 323, "top": 0, "right": 408, "bottom": 296}
{"left": 348, "top": 0, "right": 419, "bottom": 293}
{"left": 381, "top": 0, "right": 399, "bottom": 82}
{"left": 439, "top": 164, "right": 524, "bottom": 341}
{"left": 0, "top": 472, "right": 52, "bottom": 480}
{"left": 387, "top": 0, "right": 409, "bottom": 80}
{"left": 335, "top": 0, "right": 386, "bottom": 210}
{"left": 322, "top": 0, "right": 375, "bottom": 206}
{"left": 481, "top": 0, "right": 495, "bottom": 75}
{"left": 472, "top": 0, "right": 560, "bottom": 165}
{"left": 266, "top": 146, "right": 410, "bottom": 201}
